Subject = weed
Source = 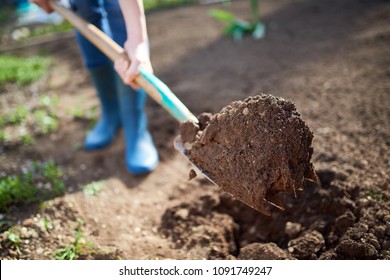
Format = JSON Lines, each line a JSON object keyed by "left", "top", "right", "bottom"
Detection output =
{"left": 0, "top": 54, "right": 50, "bottom": 86}
{"left": 0, "top": 161, "right": 65, "bottom": 211}
{"left": 33, "top": 109, "right": 58, "bottom": 134}
{"left": 42, "top": 161, "right": 65, "bottom": 195}
{"left": 0, "top": 94, "right": 60, "bottom": 145}
{"left": 38, "top": 218, "right": 53, "bottom": 232}
{"left": 70, "top": 107, "right": 84, "bottom": 119}
{"left": 365, "top": 190, "right": 385, "bottom": 202}
{"left": 54, "top": 221, "right": 94, "bottom": 260}
{"left": 7, "top": 105, "right": 28, "bottom": 125}
{"left": 54, "top": 229, "right": 82, "bottom": 260}
{"left": 4, "top": 229, "right": 21, "bottom": 254}
{"left": 83, "top": 181, "right": 105, "bottom": 196}
{"left": 20, "top": 133, "right": 33, "bottom": 145}
{"left": 70, "top": 105, "right": 98, "bottom": 120}
{"left": 33, "top": 95, "right": 60, "bottom": 135}
{"left": 209, "top": 0, "right": 265, "bottom": 42}
{"left": 40, "top": 95, "right": 59, "bottom": 107}
{"left": 0, "top": 130, "right": 9, "bottom": 142}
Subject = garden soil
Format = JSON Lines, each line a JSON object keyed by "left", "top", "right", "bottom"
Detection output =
{"left": 1, "top": 0, "right": 389, "bottom": 259}
{"left": 180, "top": 94, "right": 316, "bottom": 215}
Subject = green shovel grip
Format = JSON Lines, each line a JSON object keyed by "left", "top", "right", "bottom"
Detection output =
{"left": 138, "top": 69, "right": 198, "bottom": 124}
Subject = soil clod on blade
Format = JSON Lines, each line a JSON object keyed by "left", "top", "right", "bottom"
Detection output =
{"left": 180, "top": 94, "right": 317, "bottom": 215}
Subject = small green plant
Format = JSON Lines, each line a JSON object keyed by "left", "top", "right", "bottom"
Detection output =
{"left": 70, "top": 104, "right": 98, "bottom": 120}
{"left": 20, "top": 132, "right": 33, "bottom": 145}
{"left": 4, "top": 229, "right": 21, "bottom": 254}
{"left": 40, "top": 95, "right": 59, "bottom": 107}
{"left": 7, "top": 105, "right": 28, "bottom": 124}
{"left": 0, "top": 54, "right": 50, "bottom": 86}
{"left": 0, "top": 131, "right": 9, "bottom": 142}
{"left": 54, "top": 222, "right": 94, "bottom": 260}
{"left": 83, "top": 181, "right": 106, "bottom": 196}
{"left": 70, "top": 107, "right": 84, "bottom": 119}
{"left": 0, "top": 94, "right": 60, "bottom": 145}
{"left": 54, "top": 229, "right": 83, "bottom": 260}
{"left": 34, "top": 95, "right": 60, "bottom": 135}
{"left": 365, "top": 190, "right": 385, "bottom": 202}
{"left": 42, "top": 161, "right": 65, "bottom": 195}
{"left": 33, "top": 109, "right": 58, "bottom": 134}
{"left": 0, "top": 161, "right": 65, "bottom": 211}
{"left": 209, "top": 0, "right": 265, "bottom": 42}
{"left": 38, "top": 218, "right": 53, "bottom": 232}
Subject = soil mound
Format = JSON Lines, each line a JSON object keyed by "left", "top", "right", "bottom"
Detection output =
{"left": 180, "top": 94, "right": 316, "bottom": 215}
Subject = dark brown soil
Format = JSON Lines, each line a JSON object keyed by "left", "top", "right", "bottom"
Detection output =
{"left": 1, "top": 0, "right": 389, "bottom": 260}
{"left": 181, "top": 94, "right": 316, "bottom": 215}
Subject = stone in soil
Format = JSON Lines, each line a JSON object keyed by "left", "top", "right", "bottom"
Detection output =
{"left": 180, "top": 94, "right": 316, "bottom": 215}
{"left": 238, "top": 242, "right": 295, "bottom": 260}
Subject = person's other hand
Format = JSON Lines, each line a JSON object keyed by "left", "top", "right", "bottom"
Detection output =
{"left": 30, "top": 0, "right": 54, "bottom": 13}
{"left": 114, "top": 41, "right": 153, "bottom": 89}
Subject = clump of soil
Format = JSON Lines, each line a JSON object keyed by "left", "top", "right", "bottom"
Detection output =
{"left": 159, "top": 193, "right": 238, "bottom": 260}
{"left": 238, "top": 243, "right": 295, "bottom": 260}
{"left": 180, "top": 94, "right": 316, "bottom": 215}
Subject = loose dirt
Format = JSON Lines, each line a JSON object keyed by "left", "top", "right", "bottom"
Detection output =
{"left": 181, "top": 94, "right": 316, "bottom": 215}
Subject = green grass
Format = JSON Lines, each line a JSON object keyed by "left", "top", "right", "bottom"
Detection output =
{"left": 143, "top": 0, "right": 196, "bottom": 11}
{"left": 0, "top": 54, "right": 50, "bottom": 86}
{"left": 0, "top": 161, "right": 65, "bottom": 211}
{"left": 27, "top": 21, "right": 72, "bottom": 39}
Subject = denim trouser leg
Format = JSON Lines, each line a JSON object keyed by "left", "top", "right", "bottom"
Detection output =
{"left": 103, "top": 0, "right": 127, "bottom": 47}
{"left": 69, "top": 0, "right": 111, "bottom": 68}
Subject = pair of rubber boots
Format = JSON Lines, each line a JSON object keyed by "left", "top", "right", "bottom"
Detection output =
{"left": 84, "top": 64, "right": 158, "bottom": 175}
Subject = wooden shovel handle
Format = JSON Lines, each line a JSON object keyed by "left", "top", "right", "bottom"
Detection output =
{"left": 50, "top": 1, "right": 198, "bottom": 123}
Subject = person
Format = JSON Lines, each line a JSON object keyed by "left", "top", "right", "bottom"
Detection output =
{"left": 30, "top": 0, "right": 159, "bottom": 175}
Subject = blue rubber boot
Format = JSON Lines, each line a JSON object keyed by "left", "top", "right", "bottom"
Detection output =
{"left": 84, "top": 64, "right": 121, "bottom": 150}
{"left": 115, "top": 74, "right": 159, "bottom": 175}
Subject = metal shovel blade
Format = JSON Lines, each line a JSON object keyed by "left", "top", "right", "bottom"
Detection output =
{"left": 174, "top": 136, "right": 218, "bottom": 186}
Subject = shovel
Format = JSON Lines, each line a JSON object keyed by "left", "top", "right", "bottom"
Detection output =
{"left": 50, "top": 1, "right": 215, "bottom": 182}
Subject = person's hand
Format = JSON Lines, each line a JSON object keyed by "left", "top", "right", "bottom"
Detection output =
{"left": 114, "top": 41, "right": 153, "bottom": 89}
{"left": 30, "top": 0, "right": 54, "bottom": 13}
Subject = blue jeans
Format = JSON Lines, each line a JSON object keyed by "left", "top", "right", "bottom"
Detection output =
{"left": 69, "top": 0, "right": 127, "bottom": 68}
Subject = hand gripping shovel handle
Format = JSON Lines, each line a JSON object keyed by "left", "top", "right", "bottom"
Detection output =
{"left": 50, "top": 1, "right": 198, "bottom": 124}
